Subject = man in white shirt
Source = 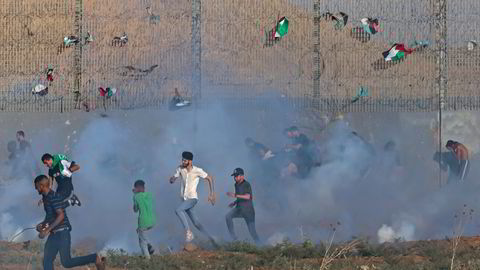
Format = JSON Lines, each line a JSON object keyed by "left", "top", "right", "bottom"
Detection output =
{"left": 169, "top": 151, "right": 216, "bottom": 244}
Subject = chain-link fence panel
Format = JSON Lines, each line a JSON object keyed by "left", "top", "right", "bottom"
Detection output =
{"left": 312, "top": 0, "right": 437, "bottom": 112}
{"left": 0, "top": 0, "right": 75, "bottom": 111}
{"left": 76, "top": 0, "right": 191, "bottom": 111}
{"left": 200, "top": 0, "right": 313, "bottom": 104}
{"left": 446, "top": 0, "right": 480, "bottom": 110}
{"left": 0, "top": 0, "right": 479, "bottom": 112}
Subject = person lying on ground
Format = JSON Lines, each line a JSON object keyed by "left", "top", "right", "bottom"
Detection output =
{"left": 34, "top": 175, "right": 106, "bottom": 270}
{"left": 133, "top": 179, "right": 156, "bottom": 259}
{"left": 169, "top": 151, "right": 217, "bottom": 246}
{"left": 226, "top": 168, "right": 261, "bottom": 245}
{"left": 41, "top": 153, "right": 81, "bottom": 207}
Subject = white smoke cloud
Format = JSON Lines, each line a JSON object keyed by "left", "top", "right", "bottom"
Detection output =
{"left": 1, "top": 108, "right": 479, "bottom": 252}
{"left": 377, "top": 221, "right": 415, "bottom": 243}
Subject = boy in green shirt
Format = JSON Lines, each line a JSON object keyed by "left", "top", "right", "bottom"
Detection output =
{"left": 133, "top": 180, "right": 156, "bottom": 259}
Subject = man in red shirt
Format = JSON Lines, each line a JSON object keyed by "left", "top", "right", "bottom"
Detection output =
{"left": 446, "top": 140, "right": 470, "bottom": 181}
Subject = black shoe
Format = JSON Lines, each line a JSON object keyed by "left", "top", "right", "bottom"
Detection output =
{"left": 70, "top": 194, "right": 82, "bottom": 207}
{"left": 147, "top": 244, "right": 154, "bottom": 255}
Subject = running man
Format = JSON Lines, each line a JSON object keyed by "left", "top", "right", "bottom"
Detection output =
{"left": 133, "top": 180, "right": 156, "bottom": 259}
{"left": 34, "top": 175, "right": 105, "bottom": 270}
{"left": 41, "top": 153, "right": 81, "bottom": 207}
{"left": 226, "top": 168, "right": 261, "bottom": 245}
{"left": 446, "top": 140, "right": 470, "bottom": 181}
{"left": 169, "top": 151, "right": 216, "bottom": 244}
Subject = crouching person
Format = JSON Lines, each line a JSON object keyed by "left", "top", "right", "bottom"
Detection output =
{"left": 226, "top": 168, "right": 261, "bottom": 245}
{"left": 34, "top": 175, "right": 105, "bottom": 270}
{"left": 133, "top": 180, "right": 156, "bottom": 259}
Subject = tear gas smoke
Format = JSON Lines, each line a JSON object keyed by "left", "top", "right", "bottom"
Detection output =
{"left": 0, "top": 109, "right": 479, "bottom": 251}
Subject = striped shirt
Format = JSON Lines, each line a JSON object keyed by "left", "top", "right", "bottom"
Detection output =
{"left": 43, "top": 190, "right": 71, "bottom": 232}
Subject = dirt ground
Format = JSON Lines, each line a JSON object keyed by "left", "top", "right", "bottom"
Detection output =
{"left": 3, "top": 236, "right": 480, "bottom": 270}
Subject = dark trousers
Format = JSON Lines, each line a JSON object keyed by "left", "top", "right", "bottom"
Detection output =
{"left": 43, "top": 230, "right": 97, "bottom": 270}
{"left": 226, "top": 207, "right": 260, "bottom": 244}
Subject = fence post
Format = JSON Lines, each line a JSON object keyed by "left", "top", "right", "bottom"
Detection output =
{"left": 435, "top": 0, "right": 447, "bottom": 188}
{"left": 313, "top": 0, "right": 321, "bottom": 103}
{"left": 192, "top": 0, "right": 201, "bottom": 134}
{"left": 192, "top": 0, "right": 202, "bottom": 101}
{"left": 74, "top": 0, "right": 83, "bottom": 110}
{"left": 435, "top": 0, "right": 447, "bottom": 110}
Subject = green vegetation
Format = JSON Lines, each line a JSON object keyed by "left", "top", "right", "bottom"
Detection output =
{"left": 3, "top": 237, "right": 480, "bottom": 269}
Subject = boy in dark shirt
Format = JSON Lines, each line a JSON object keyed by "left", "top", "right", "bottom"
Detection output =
{"left": 283, "top": 126, "right": 314, "bottom": 178}
{"left": 41, "top": 153, "right": 81, "bottom": 207}
{"left": 226, "top": 168, "right": 260, "bottom": 244}
{"left": 34, "top": 175, "right": 105, "bottom": 270}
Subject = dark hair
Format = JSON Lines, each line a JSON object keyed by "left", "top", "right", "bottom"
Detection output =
{"left": 384, "top": 140, "right": 396, "bottom": 151}
{"left": 7, "top": 141, "right": 17, "bottom": 153}
{"left": 34, "top": 175, "right": 49, "bottom": 185}
{"left": 182, "top": 151, "right": 193, "bottom": 161}
{"left": 446, "top": 140, "right": 457, "bottom": 148}
{"left": 16, "top": 130, "right": 25, "bottom": 137}
{"left": 134, "top": 180, "right": 145, "bottom": 187}
{"left": 41, "top": 153, "right": 53, "bottom": 162}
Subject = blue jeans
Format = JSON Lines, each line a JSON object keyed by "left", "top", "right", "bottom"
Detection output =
{"left": 43, "top": 230, "right": 97, "bottom": 270}
{"left": 175, "top": 199, "right": 214, "bottom": 240}
{"left": 138, "top": 227, "right": 152, "bottom": 259}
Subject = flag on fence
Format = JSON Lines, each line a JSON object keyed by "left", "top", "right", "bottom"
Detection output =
{"left": 99, "top": 87, "right": 117, "bottom": 98}
{"left": 275, "top": 17, "right": 289, "bottom": 38}
{"left": 361, "top": 18, "right": 379, "bottom": 35}
{"left": 382, "top": 43, "right": 413, "bottom": 62}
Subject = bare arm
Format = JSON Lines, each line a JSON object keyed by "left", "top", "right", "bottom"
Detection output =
{"left": 205, "top": 175, "right": 215, "bottom": 194}
{"left": 45, "top": 208, "right": 65, "bottom": 233}
{"left": 70, "top": 164, "right": 80, "bottom": 173}
{"left": 235, "top": 194, "right": 251, "bottom": 200}
{"left": 286, "top": 144, "right": 302, "bottom": 150}
{"left": 205, "top": 175, "right": 216, "bottom": 205}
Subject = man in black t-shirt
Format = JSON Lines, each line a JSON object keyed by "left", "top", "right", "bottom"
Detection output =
{"left": 225, "top": 168, "right": 260, "bottom": 244}
{"left": 283, "top": 126, "right": 314, "bottom": 178}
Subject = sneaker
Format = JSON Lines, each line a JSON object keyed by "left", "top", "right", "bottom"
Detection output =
{"left": 186, "top": 230, "right": 194, "bottom": 242}
{"left": 70, "top": 194, "right": 82, "bottom": 207}
{"left": 147, "top": 244, "right": 155, "bottom": 255}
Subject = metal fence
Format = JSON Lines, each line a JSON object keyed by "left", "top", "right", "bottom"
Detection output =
{"left": 0, "top": 0, "right": 479, "bottom": 112}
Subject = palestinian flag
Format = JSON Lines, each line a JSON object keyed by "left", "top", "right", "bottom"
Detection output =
{"left": 99, "top": 87, "right": 117, "bottom": 98}
{"left": 382, "top": 43, "right": 413, "bottom": 62}
{"left": 274, "top": 17, "right": 289, "bottom": 38}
